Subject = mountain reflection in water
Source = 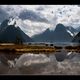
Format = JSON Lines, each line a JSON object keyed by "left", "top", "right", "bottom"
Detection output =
{"left": 0, "top": 43, "right": 80, "bottom": 74}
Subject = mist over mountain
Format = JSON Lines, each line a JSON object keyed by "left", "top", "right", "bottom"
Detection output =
{"left": 32, "top": 23, "right": 73, "bottom": 42}
{"left": 0, "top": 19, "right": 33, "bottom": 43}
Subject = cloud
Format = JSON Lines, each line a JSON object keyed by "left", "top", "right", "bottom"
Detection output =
{"left": 36, "top": 6, "right": 45, "bottom": 11}
{"left": 0, "top": 8, "right": 9, "bottom": 22}
{"left": 16, "top": 19, "right": 51, "bottom": 37}
{"left": 19, "top": 9, "right": 49, "bottom": 23}
{"left": 0, "top": 5, "right": 80, "bottom": 36}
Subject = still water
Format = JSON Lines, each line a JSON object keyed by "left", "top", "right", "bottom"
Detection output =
{"left": 0, "top": 43, "right": 80, "bottom": 75}
{"left": 0, "top": 51, "right": 80, "bottom": 75}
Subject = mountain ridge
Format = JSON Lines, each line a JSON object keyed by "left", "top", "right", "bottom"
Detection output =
{"left": 32, "top": 23, "right": 73, "bottom": 42}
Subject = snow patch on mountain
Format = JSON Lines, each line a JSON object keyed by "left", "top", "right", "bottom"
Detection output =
{"left": 67, "top": 30, "right": 74, "bottom": 36}
{"left": 8, "top": 18, "right": 18, "bottom": 27}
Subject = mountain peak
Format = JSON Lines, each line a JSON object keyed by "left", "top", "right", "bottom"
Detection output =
{"left": 32, "top": 23, "right": 73, "bottom": 42}
{"left": 56, "top": 23, "right": 64, "bottom": 27}
{"left": 45, "top": 28, "right": 50, "bottom": 32}
{"left": 54, "top": 23, "right": 66, "bottom": 32}
{"left": 0, "top": 19, "right": 33, "bottom": 43}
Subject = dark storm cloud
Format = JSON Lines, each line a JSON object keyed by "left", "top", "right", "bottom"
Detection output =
{"left": 0, "top": 8, "right": 9, "bottom": 22}
{"left": 19, "top": 10, "right": 49, "bottom": 23}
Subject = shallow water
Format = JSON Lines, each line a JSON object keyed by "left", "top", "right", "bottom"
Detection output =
{"left": 0, "top": 50, "right": 80, "bottom": 75}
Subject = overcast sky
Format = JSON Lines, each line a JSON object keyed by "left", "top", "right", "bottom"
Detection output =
{"left": 0, "top": 5, "right": 80, "bottom": 37}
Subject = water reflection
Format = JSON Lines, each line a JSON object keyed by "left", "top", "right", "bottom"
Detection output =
{"left": 54, "top": 49, "right": 68, "bottom": 62}
{"left": 0, "top": 50, "right": 80, "bottom": 74}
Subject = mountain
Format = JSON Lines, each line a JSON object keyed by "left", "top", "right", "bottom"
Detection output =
{"left": 0, "top": 19, "right": 33, "bottom": 43}
{"left": 72, "top": 24, "right": 80, "bottom": 43}
{"left": 66, "top": 26, "right": 78, "bottom": 37}
{"left": 32, "top": 28, "right": 53, "bottom": 42}
{"left": 76, "top": 26, "right": 80, "bottom": 32}
{"left": 72, "top": 32, "right": 80, "bottom": 43}
{"left": 0, "top": 19, "right": 9, "bottom": 32}
{"left": 71, "top": 25, "right": 80, "bottom": 43}
{"left": 16, "top": 27, "right": 33, "bottom": 42}
{"left": 32, "top": 23, "right": 73, "bottom": 42}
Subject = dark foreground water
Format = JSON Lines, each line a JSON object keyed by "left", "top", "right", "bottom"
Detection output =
{"left": 0, "top": 51, "right": 80, "bottom": 75}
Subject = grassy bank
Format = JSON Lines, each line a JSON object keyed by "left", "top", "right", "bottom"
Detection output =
{"left": 0, "top": 43, "right": 79, "bottom": 54}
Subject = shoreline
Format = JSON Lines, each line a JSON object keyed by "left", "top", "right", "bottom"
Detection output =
{"left": 0, "top": 44, "right": 79, "bottom": 53}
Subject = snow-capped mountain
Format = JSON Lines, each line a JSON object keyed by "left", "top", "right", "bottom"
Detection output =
{"left": 32, "top": 23, "right": 73, "bottom": 42}
{"left": 72, "top": 31, "right": 80, "bottom": 43}
{"left": 66, "top": 26, "right": 78, "bottom": 37}
{"left": 0, "top": 18, "right": 33, "bottom": 43}
{"left": 72, "top": 25, "right": 80, "bottom": 43}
